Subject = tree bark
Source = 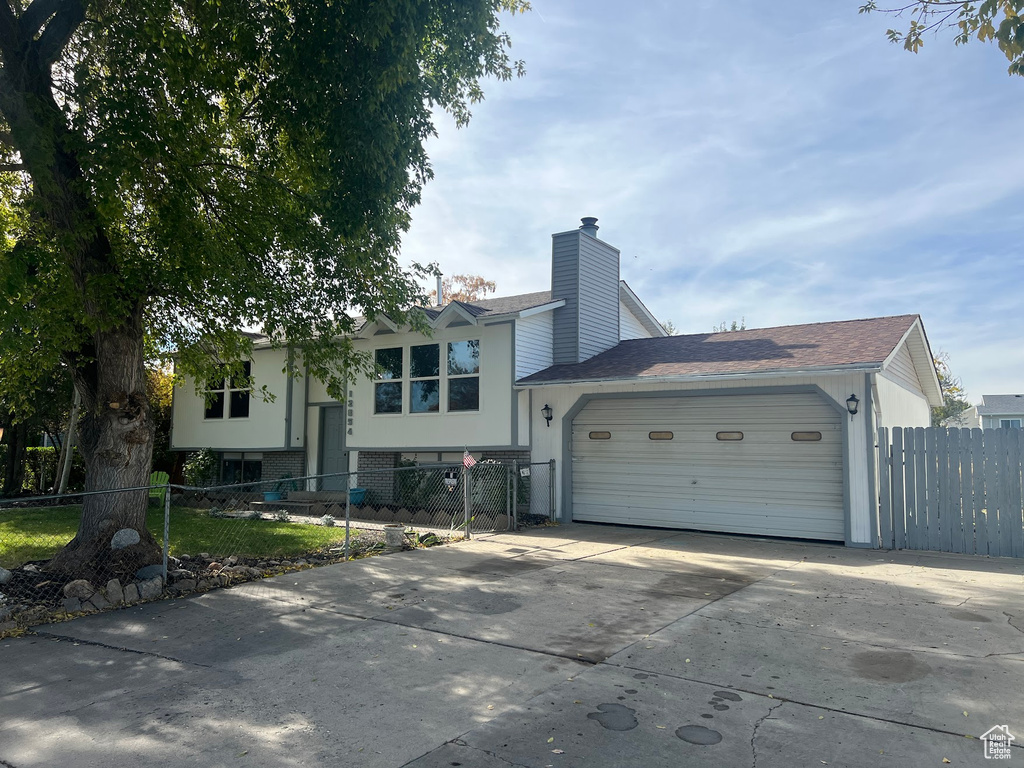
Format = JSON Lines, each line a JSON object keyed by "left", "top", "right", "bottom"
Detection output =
{"left": 2, "top": 421, "right": 27, "bottom": 495}
{"left": 44, "top": 309, "right": 161, "bottom": 581}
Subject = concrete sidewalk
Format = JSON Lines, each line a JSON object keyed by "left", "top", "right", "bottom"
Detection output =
{"left": 1, "top": 524, "right": 1022, "bottom": 767}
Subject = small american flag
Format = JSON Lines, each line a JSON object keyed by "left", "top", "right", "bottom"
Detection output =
{"left": 463, "top": 450, "right": 477, "bottom": 468}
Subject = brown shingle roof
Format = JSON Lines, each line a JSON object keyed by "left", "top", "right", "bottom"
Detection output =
{"left": 432, "top": 290, "right": 555, "bottom": 317}
{"left": 518, "top": 314, "right": 920, "bottom": 385}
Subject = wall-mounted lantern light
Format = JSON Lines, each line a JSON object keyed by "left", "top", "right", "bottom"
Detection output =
{"left": 542, "top": 403, "right": 553, "bottom": 427}
{"left": 846, "top": 394, "right": 860, "bottom": 418}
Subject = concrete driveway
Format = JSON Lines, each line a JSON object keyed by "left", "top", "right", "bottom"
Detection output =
{"left": 2, "top": 524, "right": 1022, "bottom": 767}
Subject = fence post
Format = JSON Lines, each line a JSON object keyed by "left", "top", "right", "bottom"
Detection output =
{"left": 463, "top": 463, "right": 472, "bottom": 539}
{"left": 162, "top": 484, "right": 171, "bottom": 581}
{"left": 512, "top": 461, "right": 519, "bottom": 531}
{"left": 345, "top": 473, "right": 352, "bottom": 561}
{"left": 549, "top": 459, "right": 556, "bottom": 522}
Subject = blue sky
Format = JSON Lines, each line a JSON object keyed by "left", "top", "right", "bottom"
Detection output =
{"left": 399, "top": 1, "right": 1024, "bottom": 402}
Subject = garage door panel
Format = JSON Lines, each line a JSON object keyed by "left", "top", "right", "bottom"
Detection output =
{"left": 571, "top": 393, "right": 845, "bottom": 541}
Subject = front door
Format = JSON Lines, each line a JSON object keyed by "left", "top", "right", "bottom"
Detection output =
{"left": 320, "top": 407, "right": 348, "bottom": 490}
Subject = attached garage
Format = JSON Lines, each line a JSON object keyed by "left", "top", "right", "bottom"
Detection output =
{"left": 569, "top": 392, "right": 846, "bottom": 541}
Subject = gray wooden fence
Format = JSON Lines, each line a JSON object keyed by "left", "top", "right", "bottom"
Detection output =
{"left": 877, "top": 427, "right": 1024, "bottom": 557}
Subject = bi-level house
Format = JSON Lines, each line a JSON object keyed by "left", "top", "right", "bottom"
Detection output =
{"left": 171, "top": 217, "right": 942, "bottom": 549}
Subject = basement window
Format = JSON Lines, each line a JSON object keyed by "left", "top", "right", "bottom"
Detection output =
{"left": 589, "top": 431, "right": 611, "bottom": 440}
{"left": 716, "top": 431, "right": 743, "bottom": 441}
{"left": 791, "top": 431, "right": 823, "bottom": 441}
{"left": 648, "top": 431, "right": 674, "bottom": 440}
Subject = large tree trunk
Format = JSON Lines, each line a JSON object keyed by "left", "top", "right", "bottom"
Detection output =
{"left": 2, "top": 421, "right": 28, "bottom": 495}
{"left": 45, "top": 310, "right": 162, "bottom": 582}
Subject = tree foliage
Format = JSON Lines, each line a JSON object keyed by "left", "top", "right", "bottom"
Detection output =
{"left": 931, "top": 350, "right": 972, "bottom": 425}
{"left": 0, "top": 0, "right": 528, "bottom": 576}
{"left": 712, "top": 318, "right": 747, "bottom": 332}
{"left": 860, "top": 0, "right": 1024, "bottom": 75}
{"left": 429, "top": 274, "right": 498, "bottom": 305}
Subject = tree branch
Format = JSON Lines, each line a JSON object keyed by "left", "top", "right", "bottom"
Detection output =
{"left": 33, "top": 0, "right": 81, "bottom": 66}
{"left": 0, "top": 161, "right": 25, "bottom": 171}
{"left": 0, "top": 0, "right": 25, "bottom": 59}
{"left": 20, "top": 0, "right": 61, "bottom": 36}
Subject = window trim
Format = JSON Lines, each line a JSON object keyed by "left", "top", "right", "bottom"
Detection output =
{"left": 409, "top": 343, "right": 441, "bottom": 414}
{"left": 446, "top": 340, "right": 481, "bottom": 413}
{"left": 204, "top": 362, "right": 251, "bottom": 421}
{"left": 1000, "top": 418, "right": 1022, "bottom": 429}
{"left": 374, "top": 347, "right": 405, "bottom": 415}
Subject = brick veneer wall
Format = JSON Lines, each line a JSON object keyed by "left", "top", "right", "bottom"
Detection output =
{"left": 480, "top": 450, "right": 532, "bottom": 464}
{"left": 357, "top": 451, "right": 399, "bottom": 504}
{"left": 261, "top": 451, "right": 306, "bottom": 482}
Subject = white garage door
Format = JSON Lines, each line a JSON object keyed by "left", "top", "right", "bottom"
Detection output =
{"left": 571, "top": 393, "right": 845, "bottom": 541}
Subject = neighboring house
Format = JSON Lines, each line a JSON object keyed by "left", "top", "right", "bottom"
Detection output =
{"left": 951, "top": 395, "right": 1024, "bottom": 429}
{"left": 171, "top": 217, "right": 942, "bottom": 548}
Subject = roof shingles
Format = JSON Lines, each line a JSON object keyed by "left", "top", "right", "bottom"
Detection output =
{"left": 518, "top": 315, "right": 919, "bottom": 384}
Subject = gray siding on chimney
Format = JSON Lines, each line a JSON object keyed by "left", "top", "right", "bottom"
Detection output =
{"left": 551, "top": 229, "right": 620, "bottom": 364}
{"left": 551, "top": 231, "right": 580, "bottom": 364}
{"left": 577, "top": 235, "right": 620, "bottom": 360}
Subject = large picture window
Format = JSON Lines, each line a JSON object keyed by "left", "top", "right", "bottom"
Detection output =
{"left": 374, "top": 347, "right": 403, "bottom": 414}
{"left": 410, "top": 344, "right": 440, "bottom": 413}
{"left": 205, "top": 362, "right": 251, "bottom": 419}
{"left": 447, "top": 340, "right": 480, "bottom": 411}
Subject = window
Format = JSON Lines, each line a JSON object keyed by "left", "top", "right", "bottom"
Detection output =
{"left": 374, "top": 347, "right": 403, "bottom": 414}
{"left": 221, "top": 452, "right": 262, "bottom": 484}
{"left": 410, "top": 344, "right": 440, "bottom": 413}
{"left": 447, "top": 340, "right": 480, "bottom": 411}
{"left": 1001, "top": 419, "right": 1022, "bottom": 429}
{"left": 205, "top": 362, "right": 251, "bottom": 419}
{"left": 792, "top": 431, "right": 822, "bottom": 441}
{"left": 649, "top": 431, "right": 674, "bottom": 440}
{"left": 589, "top": 431, "right": 611, "bottom": 440}
{"left": 716, "top": 431, "right": 743, "bottom": 441}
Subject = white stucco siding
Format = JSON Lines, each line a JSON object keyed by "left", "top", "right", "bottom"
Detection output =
{"left": 515, "top": 312, "right": 554, "bottom": 379}
{"left": 619, "top": 300, "right": 651, "bottom": 340}
{"left": 344, "top": 322, "right": 515, "bottom": 450}
{"left": 525, "top": 372, "right": 876, "bottom": 546}
{"left": 171, "top": 347, "right": 290, "bottom": 450}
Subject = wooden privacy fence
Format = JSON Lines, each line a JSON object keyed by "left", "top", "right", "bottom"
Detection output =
{"left": 877, "top": 427, "right": 1024, "bottom": 557}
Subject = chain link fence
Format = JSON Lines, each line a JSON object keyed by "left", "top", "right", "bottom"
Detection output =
{"left": 0, "top": 460, "right": 555, "bottom": 633}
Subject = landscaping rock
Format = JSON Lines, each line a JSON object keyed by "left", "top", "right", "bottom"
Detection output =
{"left": 216, "top": 574, "right": 230, "bottom": 587}
{"left": 135, "top": 564, "right": 164, "bottom": 580}
{"left": 0, "top": 567, "right": 12, "bottom": 585}
{"left": 21, "top": 564, "right": 40, "bottom": 572}
{"left": 63, "top": 580, "right": 94, "bottom": 600}
{"left": 295, "top": 559, "right": 308, "bottom": 565}
{"left": 179, "top": 554, "right": 191, "bottom": 561}
{"left": 138, "top": 578, "right": 163, "bottom": 600}
{"left": 0, "top": 605, "right": 13, "bottom": 621}
{"left": 79, "top": 601, "right": 98, "bottom": 614}
{"left": 225, "top": 556, "right": 238, "bottom": 566}
{"left": 110, "top": 528, "right": 141, "bottom": 550}
{"left": 61, "top": 597, "right": 82, "bottom": 614}
{"left": 208, "top": 562, "right": 222, "bottom": 571}
{"left": 198, "top": 579, "right": 213, "bottom": 590}
{"left": 0, "top": 620, "right": 16, "bottom": 632}
{"left": 123, "top": 584, "right": 140, "bottom": 604}
{"left": 87, "top": 592, "right": 111, "bottom": 611}
{"left": 171, "top": 579, "right": 197, "bottom": 594}
{"left": 105, "top": 579, "right": 124, "bottom": 605}
{"left": 168, "top": 569, "right": 192, "bottom": 581}
{"left": 199, "top": 552, "right": 210, "bottom": 559}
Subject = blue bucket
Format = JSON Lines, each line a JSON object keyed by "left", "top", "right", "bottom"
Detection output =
{"left": 263, "top": 491, "right": 283, "bottom": 502}
{"left": 349, "top": 487, "right": 367, "bottom": 505}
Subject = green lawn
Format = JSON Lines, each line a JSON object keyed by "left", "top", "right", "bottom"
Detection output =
{"left": 0, "top": 505, "right": 358, "bottom": 568}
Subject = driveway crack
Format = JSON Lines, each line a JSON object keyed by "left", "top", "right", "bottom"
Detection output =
{"left": 751, "top": 700, "right": 785, "bottom": 768}
{"left": 31, "top": 631, "right": 212, "bottom": 668}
